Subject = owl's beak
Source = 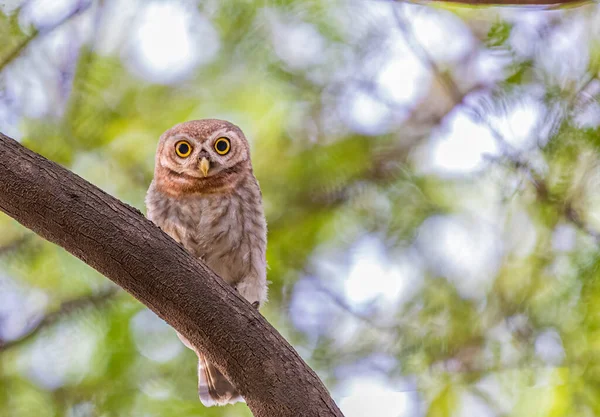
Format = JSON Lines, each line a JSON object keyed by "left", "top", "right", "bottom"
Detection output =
{"left": 199, "top": 157, "right": 210, "bottom": 177}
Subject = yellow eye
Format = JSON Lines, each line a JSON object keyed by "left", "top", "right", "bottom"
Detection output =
{"left": 214, "top": 137, "right": 231, "bottom": 155}
{"left": 175, "top": 140, "right": 192, "bottom": 158}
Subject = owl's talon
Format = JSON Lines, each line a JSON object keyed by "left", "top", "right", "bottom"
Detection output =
{"left": 252, "top": 301, "right": 260, "bottom": 309}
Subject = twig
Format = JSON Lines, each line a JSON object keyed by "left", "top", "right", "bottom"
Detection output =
{"left": 0, "top": 1, "right": 93, "bottom": 73}
{"left": 506, "top": 155, "right": 600, "bottom": 243}
{"left": 305, "top": 276, "right": 395, "bottom": 330}
{"left": 0, "top": 235, "right": 30, "bottom": 257}
{"left": 391, "top": 5, "right": 465, "bottom": 106}
{"left": 0, "top": 287, "right": 119, "bottom": 352}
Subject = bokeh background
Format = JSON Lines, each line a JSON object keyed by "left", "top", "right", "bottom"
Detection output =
{"left": 2, "top": 0, "right": 600, "bottom": 416}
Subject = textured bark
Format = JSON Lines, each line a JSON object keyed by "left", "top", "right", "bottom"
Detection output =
{"left": 0, "top": 133, "right": 344, "bottom": 417}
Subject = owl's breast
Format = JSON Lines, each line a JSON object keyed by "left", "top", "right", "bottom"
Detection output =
{"left": 147, "top": 186, "right": 266, "bottom": 286}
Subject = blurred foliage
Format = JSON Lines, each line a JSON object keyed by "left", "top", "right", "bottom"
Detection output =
{"left": 2, "top": 1, "right": 600, "bottom": 417}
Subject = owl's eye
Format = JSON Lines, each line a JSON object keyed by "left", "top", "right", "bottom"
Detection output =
{"left": 214, "top": 138, "right": 231, "bottom": 155}
{"left": 175, "top": 140, "right": 192, "bottom": 158}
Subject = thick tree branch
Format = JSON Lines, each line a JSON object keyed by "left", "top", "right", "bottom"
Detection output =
{"left": 0, "top": 132, "right": 343, "bottom": 417}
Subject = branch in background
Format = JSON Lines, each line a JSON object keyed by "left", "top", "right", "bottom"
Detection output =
{"left": 0, "top": 235, "right": 31, "bottom": 257}
{"left": 408, "top": 0, "right": 589, "bottom": 7}
{"left": 305, "top": 276, "right": 395, "bottom": 331}
{"left": 392, "top": 5, "right": 489, "bottom": 132}
{"left": 507, "top": 159, "right": 600, "bottom": 243}
{"left": 392, "top": 6, "right": 465, "bottom": 106}
{"left": 393, "top": 2, "right": 600, "bottom": 242}
{"left": 0, "top": 132, "right": 343, "bottom": 417}
{"left": 0, "top": 1, "right": 92, "bottom": 72}
{"left": 0, "top": 287, "right": 119, "bottom": 352}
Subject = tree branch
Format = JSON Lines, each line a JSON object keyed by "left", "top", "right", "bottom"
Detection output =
{"left": 0, "top": 1, "right": 92, "bottom": 72}
{"left": 406, "top": 0, "right": 589, "bottom": 6}
{"left": 392, "top": 6, "right": 465, "bottom": 107}
{"left": 0, "top": 132, "right": 343, "bottom": 417}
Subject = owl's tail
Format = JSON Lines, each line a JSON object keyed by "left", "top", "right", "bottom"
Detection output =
{"left": 197, "top": 354, "right": 244, "bottom": 407}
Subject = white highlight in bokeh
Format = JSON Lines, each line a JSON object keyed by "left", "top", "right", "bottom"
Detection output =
{"left": 535, "top": 329, "right": 565, "bottom": 365}
{"left": 404, "top": 5, "right": 474, "bottom": 63}
{"left": 376, "top": 49, "right": 430, "bottom": 105}
{"left": 342, "top": 89, "right": 392, "bottom": 136}
{"left": 339, "top": 2, "right": 436, "bottom": 135}
{"left": 427, "top": 110, "right": 499, "bottom": 176}
{"left": 0, "top": 277, "right": 48, "bottom": 341}
{"left": 290, "top": 238, "right": 422, "bottom": 341}
{"left": 289, "top": 277, "right": 343, "bottom": 338}
{"left": 340, "top": 39, "right": 428, "bottom": 135}
{"left": 130, "top": 309, "right": 183, "bottom": 363}
{"left": 457, "top": 391, "right": 495, "bottom": 417}
{"left": 537, "top": 18, "right": 589, "bottom": 86}
{"left": 490, "top": 98, "right": 545, "bottom": 151}
{"left": 127, "top": 2, "right": 220, "bottom": 84}
{"left": 417, "top": 215, "right": 503, "bottom": 299}
{"left": 18, "top": 320, "right": 104, "bottom": 390}
{"left": 339, "top": 377, "right": 415, "bottom": 417}
{"left": 552, "top": 224, "right": 577, "bottom": 253}
{"left": 419, "top": 96, "right": 544, "bottom": 176}
{"left": 266, "top": 11, "right": 325, "bottom": 70}
{"left": 345, "top": 253, "right": 403, "bottom": 305}
{"left": 344, "top": 238, "right": 422, "bottom": 310}
{"left": 20, "top": 0, "right": 80, "bottom": 29}
{"left": 0, "top": 0, "right": 21, "bottom": 13}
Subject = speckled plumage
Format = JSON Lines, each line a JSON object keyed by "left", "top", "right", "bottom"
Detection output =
{"left": 145, "top": 119, "right": 267, "bottom": 406}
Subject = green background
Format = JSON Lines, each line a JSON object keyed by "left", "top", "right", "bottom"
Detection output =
{"left": 2, "top": 1, "right": 600, "bottom": 416}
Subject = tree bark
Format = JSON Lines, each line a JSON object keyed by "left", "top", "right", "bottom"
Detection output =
{"left": 0, "top": 132, "right": 344, "bottom": 417}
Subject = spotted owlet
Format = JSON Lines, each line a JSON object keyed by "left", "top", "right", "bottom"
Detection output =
{"left": 145, "top": 119, "right": 267, "bottom": 406}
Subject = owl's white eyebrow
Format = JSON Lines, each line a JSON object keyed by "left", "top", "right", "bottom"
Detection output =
{"left": 209, "top": 130, "right": 235, "bottom": 140}
{"left": 169, "top": 134, "right": 194, "bottom": 142}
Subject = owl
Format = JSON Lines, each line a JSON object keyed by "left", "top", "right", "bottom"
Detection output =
{"left": 145, "top": 119, "right": 267, "bottom": 406}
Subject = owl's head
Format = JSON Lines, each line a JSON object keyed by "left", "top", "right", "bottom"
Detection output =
{"left": 153, "top": 119, "right": 253, "bottom": 195}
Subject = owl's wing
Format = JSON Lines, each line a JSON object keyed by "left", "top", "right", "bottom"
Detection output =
{"left": 197, "top": 353, "right": 245, "bottom": 406}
